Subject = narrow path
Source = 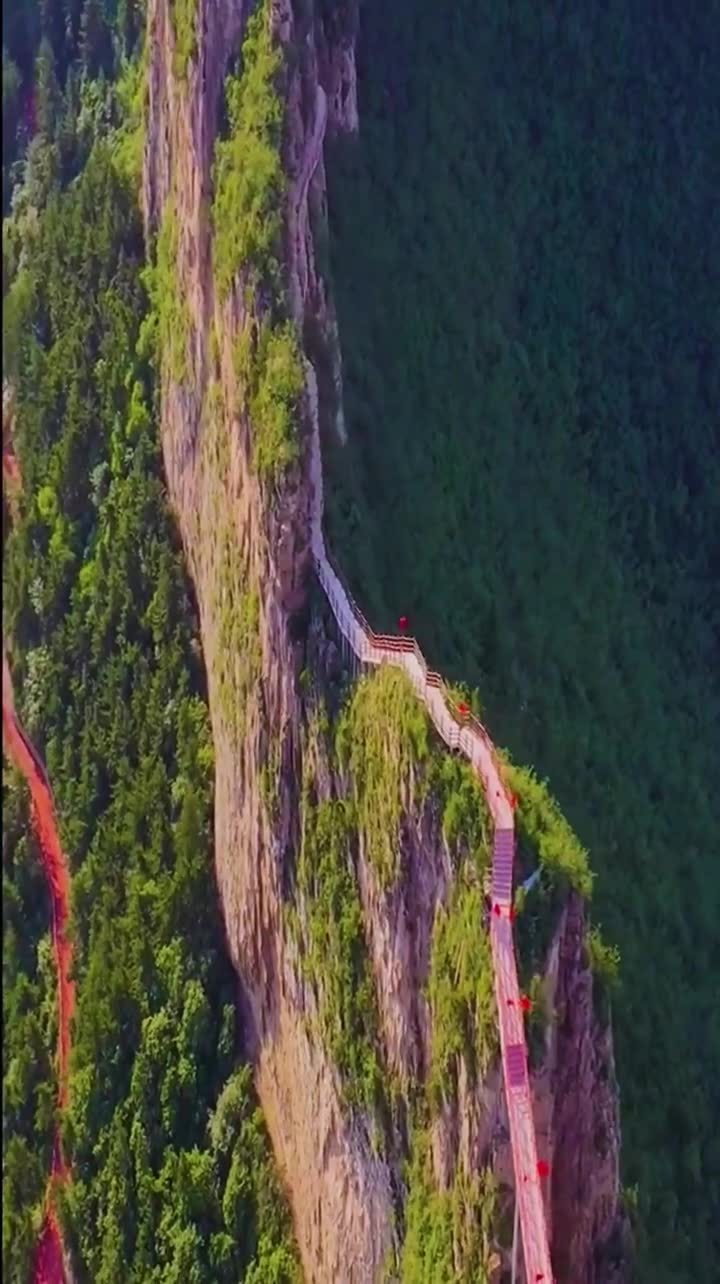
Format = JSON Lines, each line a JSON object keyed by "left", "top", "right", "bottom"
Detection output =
{"left": 308, "top": 430, "right": 554, "bottom": 1281}
{"left": 3, "top": 654, "right": 71, "bottom": 1284}
{"left": 299, "top": 86, "right": 555, "bottom": 1278}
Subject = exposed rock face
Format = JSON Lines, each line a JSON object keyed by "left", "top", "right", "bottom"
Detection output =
{"left": 141, "top": 0, "right": 628, "bottom": 1279}
{"left": 546, "top": 895, "right": 631, "bottom": 1283}
{"left": 143, "top": 1, "right": 394, "bottom": 1279}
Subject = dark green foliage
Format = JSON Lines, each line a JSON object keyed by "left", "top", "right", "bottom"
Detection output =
{"left": 325, "top": 3, "right": 720, "bottom": 1278}
{"left": 2, "top": 770, "right": 56, "bottom": 1283}
{"left": 2, "top": 0, "right": 138, "bottom": 213}
{"left": 3, "top": 146, "right": 298, "bottom": 1282}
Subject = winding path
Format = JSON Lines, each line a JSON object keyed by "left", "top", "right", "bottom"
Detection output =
{"left": 3, "top": 662, "right": 71, "bottom": 1284}
{"left": 301, "top": 85, "right": 555, "bottom": 1283}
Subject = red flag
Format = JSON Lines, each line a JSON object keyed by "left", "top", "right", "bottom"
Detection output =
{"left": 520, "top": 995, "right": 532, "bottom": 1014}
{"left": 457, "top": 702, "right": 469, "bottom": 716}
{"left": 537, "top": 1159, "right": 550, "bottom": 1179}
{"left": 398, "top": 615, "right": 408, "bottom": 631}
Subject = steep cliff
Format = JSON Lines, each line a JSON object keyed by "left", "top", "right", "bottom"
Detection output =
{"left": 143, "top": 0, "right": 394, "bottom": 1276}
{"left": 141, "top": 0, "right": 628, "bottom": 1279}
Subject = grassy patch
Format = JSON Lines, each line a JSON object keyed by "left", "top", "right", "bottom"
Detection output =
{"left": 297, "top": 791, "right": 383, "bottom": 1113}
{"left": 170, "top": 0, "right": 197, "bottom": 81}
{"left": 336, "top": 666, "right": 429, "bottom": 888}
{"left": 502, "top": 757, "right": 593, "bottom": 898}
{"left": 212, "top": 3, "right": 304, "bottom": 483}
{"left": 427, "top": 880, "right": 497, "bottom": 1105}
{"left": 142, "top": 197, "right": 191, "bottom": 384}
{"left": 430, "top": 752, "right": 490, "bottom": 877}
{"left": 111, "top": 50, "right": 148, "bottom": 185}
{"left": 399, "top": 1130, "right": 499, "bottom": 1283}
{"left": 211, "top": 5, "right": 284, "bottom": 298}
{"left": 250, "top": 320, "right": 304, "bottom": 480}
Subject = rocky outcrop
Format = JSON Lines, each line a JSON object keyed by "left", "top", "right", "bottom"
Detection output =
{"left": 141, "top": 0, "right": 628, "bottom": 1278}
{"left": 545, "top": 895, "right": 631, "bottom": 1283}
{"left": 142, "top": 1, "right": 395, "bottom": 1279}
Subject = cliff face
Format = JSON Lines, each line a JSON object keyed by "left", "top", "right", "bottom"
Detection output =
{"left": 142, "top": 2, "right": 396, "bottom": 1279}
{"left": 545, "top": 896, "right": 631, "bottom": 1283}
{"left": 141, "top": 1, "right": 628, "bottom": 1279}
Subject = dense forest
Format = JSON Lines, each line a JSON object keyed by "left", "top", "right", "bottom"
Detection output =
{"left": 4, "top": 0, "right": 718, "bottom": 1280}
{"left": 324, "top": 3, "right": 719, "bottom": 1281}
{"left": 2, "top": 5, "right": 299, "bottom": 1280}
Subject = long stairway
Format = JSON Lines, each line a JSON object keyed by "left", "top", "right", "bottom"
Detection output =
{"left": 306, "top": 368, "right": 554, "bottom": 1283}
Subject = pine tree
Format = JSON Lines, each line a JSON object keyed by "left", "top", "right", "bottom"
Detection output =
{"left": 34, "top": 37, "right": 61, "bottom": 141}
{"left": 79, "top": 0, "right": 112, "bottom": 80}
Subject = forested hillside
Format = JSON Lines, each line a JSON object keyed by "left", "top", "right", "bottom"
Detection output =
{"left": 2, "top": 6, "right": 299, "bottom": 1280}
{"left": 324, "top": 3, "right": 719, "bottom": 1281}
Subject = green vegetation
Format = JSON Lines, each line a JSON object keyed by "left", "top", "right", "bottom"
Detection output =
{"left": 111, "top": 50, "right": 147, "bottom": 185}
{"left": 427, "top": 882, "right": 496, "bottom": 1106}
{"left": 170, "top": 0, "right": 197, "bottom": 81}
{"left": 2, "top": 110, "right": 298, "bottom": 1284}
{"left": 586, "top": 925, "right": 622, "bottom": 1026}
{"left": 586, "top": 926, "right": 621, "bottom": 993}
{"left": 293, "top": 672, "right": 497, "bottom": 1140}
{"left": 293, "top": 671, "right": 501, "bottom": 1273}
{"left": 289, "top": 701, "right": 383, "bottom": 1115}
{"left": 297, "top": 790, "right": 382, "bottom": 1113}
{"left": 3, "top": 0, "right": 140, "bottom": 214}
{"left": 424, "top": 756, "right": 496, "bottom": 1104}
{"left": 211, "top": 2, "right": 304, "bottom": 482}
{"left": 250, "top": 321, "right": 304, "bottom": 480}
{"left": 399, "top": 1131, "right": 498, "bottom": 1284}
{"left": 325, "top": 3, "right": 719, "bottom": 1276}
{"left": 431, "top": 753, "right": 489, "bottom": 874}
{"left": 211, "top": 6, "right": 283, "bottom": 298}
{"left": 503, "top": 759, "right": 593, "bottom": 898}
{"left": 336, "top": 666, "right": 429, "bottom": 887}
{"left": 2, "top": 769, "right": 56, "bottom": 1281}
{"left": 143, "top": 198, "right": 191, "bottom": 384}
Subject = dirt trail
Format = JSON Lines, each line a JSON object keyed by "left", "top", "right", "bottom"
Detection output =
{"left": 3, "top": 654, "right": 71, "bottom": 1283}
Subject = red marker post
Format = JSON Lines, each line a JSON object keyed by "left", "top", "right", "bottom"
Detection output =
{"left": 398, "top": 615, "right": 408, "bottom": 632}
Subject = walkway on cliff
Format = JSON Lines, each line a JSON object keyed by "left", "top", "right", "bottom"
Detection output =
{"left": 308, "top": 386, "right": 554, "bottom": 1282}
{"left": 300, "top": 83, "right": 554, "bottom": 1277}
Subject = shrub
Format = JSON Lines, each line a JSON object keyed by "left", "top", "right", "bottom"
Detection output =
{"left": 427, "top": 880, "right": 497, "bottom": 1103}
{"left": 211, "top": 6, "right": 284, "bottom": 298}
{"left": 336, "top": 666, "right": 429, "bottom": 887}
